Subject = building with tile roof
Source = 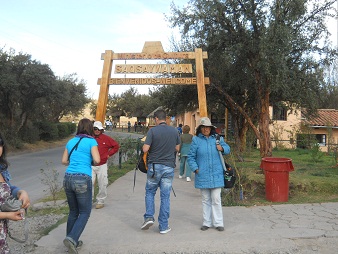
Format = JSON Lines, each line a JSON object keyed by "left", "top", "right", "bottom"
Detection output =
{"left": 302, "top": 109, "right": 338, "bottom": 152}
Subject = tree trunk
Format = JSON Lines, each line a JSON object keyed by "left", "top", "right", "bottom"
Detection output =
{"left": 258, "top": 89, "right": 273, "bottom": 157}
{"left": 212, "top": 82, "right": 273, "bottom": 158}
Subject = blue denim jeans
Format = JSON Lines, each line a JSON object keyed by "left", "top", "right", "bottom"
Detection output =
{"left": 63, "top": 173, "right": 92, "bottom": 246}
{"left": 179, "top": 156, "right": 192, "bottom": 177}
{"left": 144, "top": 163, "right": 174, "bottom": 231}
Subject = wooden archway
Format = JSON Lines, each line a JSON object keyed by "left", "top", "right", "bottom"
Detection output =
{"left": 96, "top": 41, "right": 209, "bottom": 123}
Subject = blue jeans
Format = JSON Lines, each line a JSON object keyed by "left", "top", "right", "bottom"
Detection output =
{"left": 63, "top": 173, "right": 92, "bottom": 246}
{"left": 144, "top": 163, "right": 174, "bottom": 231}
{"left": 179, "top": 156, "right": 192, "bottom": 177}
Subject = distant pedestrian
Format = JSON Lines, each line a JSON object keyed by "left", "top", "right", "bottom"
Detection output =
{"left": 61, "top": 118, "right": 100, "bottom": 253}
{"left": 92, "top": 121, "right": 120, "bottom": 209}
{"left": 188, "top": 117, "right": 230, "bottom": 232}
{"left": 177, "top": 124, "right": 183, "bottom": 135}
{"left": 178, "top": 125, "right": 193, "bottom": 182}
{"left": 127, "top": 121, "right": 131, "bottom": 132}
{"left": 141, "top": 109, "right": 180, "bottom": 234}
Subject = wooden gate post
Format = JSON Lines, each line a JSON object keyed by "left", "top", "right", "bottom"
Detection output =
{"left": 195, "top": 48, "right": 208, "bottom": 117}
{"left": 96, "top": 50, "right": 113, "bottom": 123}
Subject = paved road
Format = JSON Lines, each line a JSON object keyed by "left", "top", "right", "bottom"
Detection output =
{"left": 34, "top": 163, "right": 338, "bottom": 254}
{"left": 7, "top": 131, "right": 144, "bottom": 203}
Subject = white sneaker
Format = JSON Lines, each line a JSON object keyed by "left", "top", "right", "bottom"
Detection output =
{"left": 160, "top": 227, "right": 171, "bottom": 234}
{"left": 178, "top": 175, "right": 183, "bottom": 179}
{"left": 186, "top": 177, "right": 191, "bottom": 182}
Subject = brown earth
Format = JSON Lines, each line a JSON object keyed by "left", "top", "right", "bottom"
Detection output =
{"left": 8, "top": 138, "right": 70, "bottom": 156}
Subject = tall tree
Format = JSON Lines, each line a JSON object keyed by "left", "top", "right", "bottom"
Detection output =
{"left": 168, "top": 0, "right": 337, "bottom": 157}
{"left": 319, "top": 60, "right": 338, "bottom": 109}
{"left": 0, "top": 49, "right": 89, "bottom": 137}
{"left": 102, "top": 87, "right": 161, "bottom": 120}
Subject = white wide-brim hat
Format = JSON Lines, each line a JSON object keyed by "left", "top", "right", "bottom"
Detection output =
{"left": 197, "top": 117, "right": 216, "bottom": 128}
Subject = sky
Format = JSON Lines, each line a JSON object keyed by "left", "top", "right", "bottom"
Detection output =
{"left": 0, "top": 0, "right": 188, "bottom": 98}
{"left": 0, "top": 0, "right": 337, "bottom": 99}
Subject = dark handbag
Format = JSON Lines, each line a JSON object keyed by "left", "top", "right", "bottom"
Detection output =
{"left": 224, "top": 163, "right": 236, "bottom": 188}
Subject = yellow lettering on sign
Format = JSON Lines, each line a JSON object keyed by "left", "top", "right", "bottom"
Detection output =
{"left": 99, "top": 77, "right": 209, "bottom": 85}
{"left": 114, "top": 64, "right": 192, "bottom": 74}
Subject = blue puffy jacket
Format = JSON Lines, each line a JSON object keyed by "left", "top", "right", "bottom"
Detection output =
{"left": 187, "top": 134, "right": 230, "bottom": 189}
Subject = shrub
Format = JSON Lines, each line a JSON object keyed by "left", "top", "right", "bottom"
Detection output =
{"left": 38, "top": 121, "right": 59, "bottom": 141}
{"left": 19, "top": 124, "right": 40, "bottom": 144}
{"left": 56, "top": 123, "right": 69, "bottom": 138}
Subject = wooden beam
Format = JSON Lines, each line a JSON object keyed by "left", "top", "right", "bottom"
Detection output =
{"left": 195, "top": 48, "right": 208, "bottom": 117}
{"left": 96, "top": 50, "right": 113, "bottom": 123}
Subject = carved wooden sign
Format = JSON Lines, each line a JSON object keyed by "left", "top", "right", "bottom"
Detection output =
{"left": 96, "top": 41, "right": 208, "bottom": 123}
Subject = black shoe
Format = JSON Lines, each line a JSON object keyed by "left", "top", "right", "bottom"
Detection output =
{"left": 200, "top": 226, "right": 209, "bottom": 231}
{"left": 216, "top": 226, "right": 224, "bottom": 231}
{"left": 141, "top": 218, "right": 154, "bottom": 230}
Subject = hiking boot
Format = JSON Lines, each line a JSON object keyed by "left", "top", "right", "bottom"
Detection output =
{"left": 96, "top": 203, "right": 104, "bottom": 209}
{"left": 160, "top": 227, "right": 171, "bottom": 234}
{"left": 141, "top": 218, "right": 154, "bottom": 230}
{"left": 186, "top": 177, "right": 191, "bottom": 182}
{"left": 63, "top": 238, "right": 78, "bottom": 254}
{"left": 200, "top": 226, "right": 209, "bottom": 231}
{"left": 216, "top": 226, "right": 224, "bottom": 231}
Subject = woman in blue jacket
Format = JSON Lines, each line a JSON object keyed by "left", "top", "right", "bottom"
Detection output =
{"left": 188, "top": 117, "right": 230, "bottom": 231}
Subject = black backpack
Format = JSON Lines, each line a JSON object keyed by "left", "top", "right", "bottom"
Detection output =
{"left": 223, "top": 162, "right": 236, "bottom": 188}
{"left": 137, "top": 150, "right": 148, "bottom": 173}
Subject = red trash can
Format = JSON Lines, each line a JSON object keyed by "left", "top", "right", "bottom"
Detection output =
{"left": 260, "top": 157, "right": 294, "bottom": 202}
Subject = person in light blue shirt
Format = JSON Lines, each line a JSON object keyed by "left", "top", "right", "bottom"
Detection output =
{"left": 62, "top": 118, "right": 100, "bottom": 253}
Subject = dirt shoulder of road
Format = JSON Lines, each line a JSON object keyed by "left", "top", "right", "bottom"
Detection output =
{"left": 8, "top": 138, "right": 70, "bottom": 156}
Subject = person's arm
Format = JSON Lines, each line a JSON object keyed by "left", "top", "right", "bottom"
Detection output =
{"left": 108, "top": 138, "right": 120, "bottom": 157}
{"left": 61, "top": 148, "right": 69, "bottom": 165}
{"left": 142, "top": 132, "right": 152, "bottom": 153}
{"left": 143, "top": 144, "right": 150, "bottom": 153}
{"left": 17, "top": 189, "right": 30, "bottom": 209}
{"left": 187, "top": 137, "right": 199, "bottom": 173}
{"left": 91, "top": 145, "right": 100, "bottom": 165}
{"left": 178, "top": 136, "right": 182, "bottom": 154}
{"left": 220, "top": 137, "right": 231, "bottom": 155}
{"left": 10, "top": 185, "right": 30, "bottom": 209}
{"left": 0, "top": 211, "right": 24, "bottom": 221}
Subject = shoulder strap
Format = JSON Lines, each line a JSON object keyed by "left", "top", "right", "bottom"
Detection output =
{"left": 68, "top": 137, "right": 84, "bottom": 161}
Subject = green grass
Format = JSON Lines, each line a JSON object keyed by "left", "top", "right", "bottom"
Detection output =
{"left": 223, "top": 148, "right": 338, "bottom": 206}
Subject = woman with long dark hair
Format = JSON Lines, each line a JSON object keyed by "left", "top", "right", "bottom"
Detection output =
{"left": 61, "top": 119, "right": 100, "bottom": 253}
{"left": 0, "top": 133, "right": 30, "bottom": 253}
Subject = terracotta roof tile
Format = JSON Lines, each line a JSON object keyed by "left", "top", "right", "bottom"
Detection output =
{"left": 305, "top": 109, "right": 338, "bottom": 127}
